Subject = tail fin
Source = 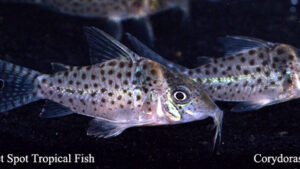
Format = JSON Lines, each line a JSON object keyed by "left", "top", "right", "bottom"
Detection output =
{"left": 0, "top": 60, "right": 41, "bottom": 113}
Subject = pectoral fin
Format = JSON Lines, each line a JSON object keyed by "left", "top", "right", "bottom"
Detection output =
{"left": 40, "top": 101, "right": 74, "bottom": 118}
{"left": 231, "top": 101, "right": 268, "bottom": 112}
{"left": 87, "top": 119, "right": 129, "bottom": 138}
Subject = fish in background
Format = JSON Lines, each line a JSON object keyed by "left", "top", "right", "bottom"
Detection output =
{"left": 0, "top": 27, "right": 223, "bottom": 145}
{"left": 0, "top": 0, "right": 189, "bottom": 44}
{"left": 127, "top": 34, "right": 300, "bottom": 112}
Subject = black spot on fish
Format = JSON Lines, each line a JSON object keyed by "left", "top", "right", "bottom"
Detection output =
{"left": 108, "top": 92, "right": 113, "bottom": 96}
{"left": 195, "top": 68, "right": 201, "bottom": 73}
{"left": 90, "top": 92, "right": 96, "bottom": 97}
{"left": 240, "top": 57, "right": 246, "bottom": 63}
{"left": 288, "top": 54, "right": 294, "bottom": 60}
{"left": 123, "top": 80, "right": 128, "bottom": 85}
{"left": 100, "top": 69, "right": 105, "bottom": 75}
{"left": 243, "top": 81, "right": 248, "bottom": 87}
{"left": 108, "top": 80, "right": 113, "bottom": 85}
{"left": 108, "top": 61, "right": 117, "bottom": 66}
{"left": 117, "top": 72, "right": 122, "bottom": 79}
{"left": 57, "top": 79, "right": 62, "bottom": 84}
{"left": 73, "top": 73, "right": 77, "bottom": 78}
{"left": 120, "top": 104, "right": 124, "bottom": 108}
{"left": 136, "top": 95, "right": 141, "bottom": 101}
{"left": 222, "top": 71, "right": 226, "bottom": 75}
{"left": 80, "top": 99, "right": 86, "bottom": 105}
{"left": 108, "top": 70, "right": 114, "bottom": 75}
{"left": 143, "top": 64, "right": 148, "bottom": 70}
{"left": 262, "top": 60, "right": 268, "bottom": 66}
{"left": 115, "top": 84, "right": 119, "bottom": 89}
{"left": 287, "top": 78, "right": 293, "bottom": 84}
{"left": 69, "top": 98, "right": 73, "bottom": 103}
{"left": 127, "top": 100, "right": 132, "bottom": 105}
{"left": 58, "top": 94, "right": 62, "bottom": 98}
{"left": 126, "top": 72, "right": 131, "bottom": 77}
{"left": 256, "top": 67, "right": 261, "bottom": 72}
{"left": 205, "top": 70, "right": 210, "bottom": 75}
{"left": 101, "top": 98, "right": 106, "bottom": 103}
{"left": 265, "top": 71, "right": 270, "bottom": 77}
{"left": 212, "top": 67, "right": 218, "bottom": 74}
{"left": 249, "top": 50, "right": 256, "bottom": 55}
{"left": 84, "top": 84, "right": 89, "bottom": 89}
{"left": 227, "top": 66, "right": 232, "bottom": 71}
{"left": 69, "top": 80, "right": 73, "bottom": 85}
{"left": 236, "top": 65, "right": 241, "bottom": 71}
{"left": 188, "top": 70, "right": 193, "bottom": 76}
{"left": 64, "top": 71, "right": 69, "bottom": 77}
{"left": 276, "top": 48, "right": 285, "bottom": 55}
{"left": 257, "top": 78, "right": 262, "bottom": 84}
{"left": 117, "top": 95, "right": 122, "bottom": 100}
{"left": 227, "top": 56, "right": 234, "bottom": 60}
{"left": 258, "top": 53, "right": 264, "bottom": 59}
{"left": 42, "top": 78, "right": 47, "bottom": 83}
{"left": 249, "top": 59, "right": 255, "bottom": 65}
{"left": 270, "top": 81, "right": 275, "bottom": 85}
{"left": 119, "top": 62, "right": 125, "bottom": 68}
{"left": 49, "top": 90, "right": 53, "bottom": 95}
{"left": 143, "top": 87, "right": 149, "bottom": 93}
{"left": 86, "top": 66, "right": 91, "bottom": 71}
{"left": 82, "top": 73, "right": 86, "bottom": 80}
{"left": 91, "top": 74, "right": 96, "bottom": 80}
{"left": 111, "top": 100, "right": 115, "bottom": 105}
{"left": 76, "top": 81, "right": 81, "bottom": 86}
{"left": 93, "top": 83, "right": 98, "bottom": 88}
{"left": 101, "top": 88, "right": 107, "bottom": 93}
{"left": 273, "top": 57, "right": 279, "bottom": 62}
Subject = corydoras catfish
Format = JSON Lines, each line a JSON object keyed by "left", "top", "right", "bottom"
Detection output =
{"left": 0, "top": 0, "right": 189, "bottom": 42}
{"left": 0, "top": 27, "right": 222, "bottom": 144}
{"left": 127, "top": 34, "right": 300, "bottom": 112}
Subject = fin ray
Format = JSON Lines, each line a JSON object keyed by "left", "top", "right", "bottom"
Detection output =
{"left": 40, "top": 101, "right": 74, "bottom": 118}
{"left": 0, "top": 59, "right": 41, "bottom": 112}
{"left": 218, "top": 36, "right": 274, "bottom": 56}
{"left": 84, "top": 27, "right": 139, "bottom": 64}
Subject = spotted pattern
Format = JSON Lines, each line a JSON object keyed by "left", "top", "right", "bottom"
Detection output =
{"left": 188, "top": 43, "right": 299, "bottom": 102}
{"left": 38, "top": 58, "right": 163, "bottom": 122}
{"left": 23, "top": 0, "right": 188, "bottom": 20}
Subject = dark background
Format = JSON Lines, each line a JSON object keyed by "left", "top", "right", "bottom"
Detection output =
{"left": 0, "top": 0, "right": 300, "bottom": 168}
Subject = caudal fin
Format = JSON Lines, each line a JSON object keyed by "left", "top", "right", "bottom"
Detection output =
{"left": 0, "top": 60, "right": 41, "bottom": 112}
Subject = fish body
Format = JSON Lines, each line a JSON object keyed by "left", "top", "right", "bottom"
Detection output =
{"left": 2, "top": 0, "right": 188, "bottom": 20}
{"left": 0, "top": 0, "right": 189, "bottom": 42}
{"left": 127, "top": 35, "right": 300, "bottom": 112}
{"left": 0, "top": 27, "right": 222, "bottom": 142}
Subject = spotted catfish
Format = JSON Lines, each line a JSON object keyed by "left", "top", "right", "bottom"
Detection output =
{"left": 127, "top": 34, "right": 300, "bottom": 112}
{"left": 0, "top": 27, "right": 222, "bottom": 143}
{"left": 0, "top": 0, "right": 189, "bottom": 42}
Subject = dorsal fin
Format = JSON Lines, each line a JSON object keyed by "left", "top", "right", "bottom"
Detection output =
{"left": 51, "top": 62, "right": 70, "bottom": 72}
{"left": 126, "top": 33, "right": 187, "bottom": 72}
{"left": 84, "top": 27, "right": 140, "bottom": 64}
{"left": 218, "top": 36, "right": 274, "bottom": 56}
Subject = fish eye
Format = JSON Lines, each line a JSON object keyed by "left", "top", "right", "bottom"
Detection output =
{"left": 172, "top": 87, "right": 191, "bottom": 104}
